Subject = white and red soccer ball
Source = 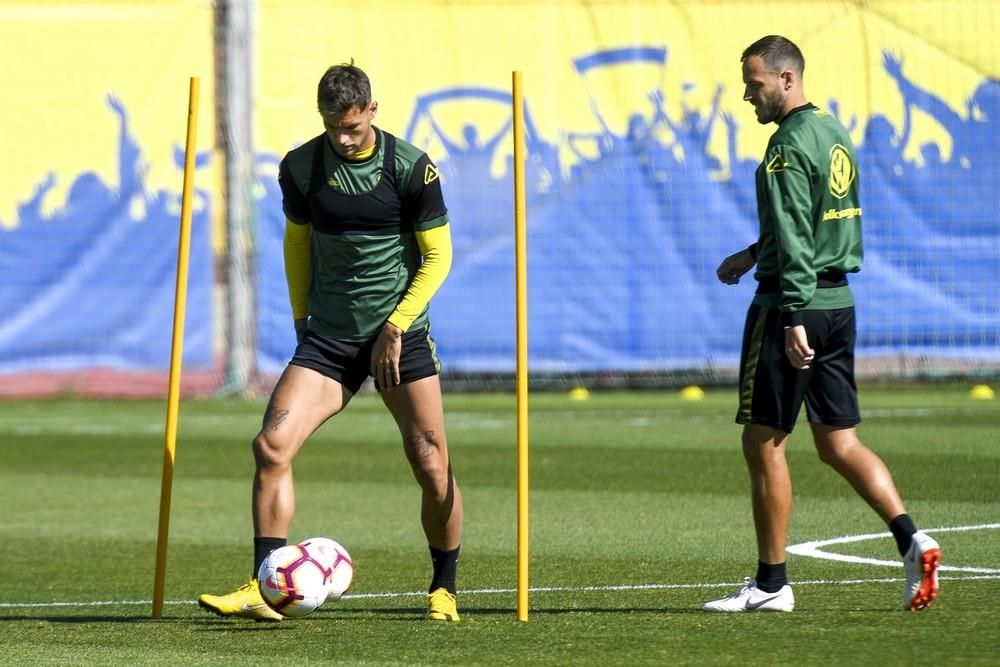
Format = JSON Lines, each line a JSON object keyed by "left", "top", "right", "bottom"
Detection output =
{"left": 257, "top": 538, "right": 353, "bottom": 617}
{"left": 298, "top": 536, "right": 354, "bottom": 600}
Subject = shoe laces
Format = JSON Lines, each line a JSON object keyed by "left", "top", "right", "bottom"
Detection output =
{"left": 723, "top": 577, "right": 754, "bottom": 601}
{"left": 429, "top": 588, "right": 456, "bottom": 604}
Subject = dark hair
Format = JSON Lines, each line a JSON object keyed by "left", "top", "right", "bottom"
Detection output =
{"left": 741, "top": 35, "right": 805, "bottom": 76}
{"left": 317, "top": 61, "right": 371, "bottom": 114}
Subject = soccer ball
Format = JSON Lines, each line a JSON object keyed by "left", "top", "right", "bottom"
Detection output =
{"left": 298, "top": 536, "right": 354, "bottom": 600}
{"left": 257, "top": 543, "right": 332, "bottom": 617}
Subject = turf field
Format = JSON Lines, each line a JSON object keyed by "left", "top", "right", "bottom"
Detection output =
{"left": 2, "top": 385, "right": 998, "bottom": 665}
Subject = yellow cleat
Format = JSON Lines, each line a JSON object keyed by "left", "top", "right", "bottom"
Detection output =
{"left": 427, "top": 587, "right": 460, "bottom": 622}
{"left": 198, "top": 578, "right": 283, "bottom": 622}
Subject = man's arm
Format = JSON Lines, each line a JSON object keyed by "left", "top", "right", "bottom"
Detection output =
{"left": 387, "top": 224, "right": 452, "bottom": 332}
{"left": 765, "top": 144, "right": 816, "bottom": 327}
{"left": 283, "top": 219, "right": 311, "bottom": 342}
{"left": 370, "top": 224, "right": 452, "bottom": 390}
{"left": 278, "top": 153, "right": 314, "bottom": 342}
{"left": 371, "top": 149, "right": 451, "bottom": 389}
{"left": 391, "top": 150, "right": 451, "bottom": 333}
{"left": 765, "top": 143, "right": 817, "bottom": 368}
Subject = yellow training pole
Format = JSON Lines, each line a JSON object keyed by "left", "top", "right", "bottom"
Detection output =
{"left": 153, "top": 76, "right": 200, "bottom": 619}
{"left": 512, "top": 70, "right": 530, "bottom": 622}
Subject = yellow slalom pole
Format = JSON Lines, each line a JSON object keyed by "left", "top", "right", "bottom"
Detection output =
{"left": 512, "top": 70, "right": 529, "bottom": 622}
{"left": 153, "top": 77, "right": 200, "bottom": 619}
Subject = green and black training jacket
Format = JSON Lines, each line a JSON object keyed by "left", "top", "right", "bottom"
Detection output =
{"left": 751, "top": 103, "right": 864, "bottom": 327}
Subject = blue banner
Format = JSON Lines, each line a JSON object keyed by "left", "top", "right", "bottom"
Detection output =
{"left": 2, "top": 1, "right": 997, "bottom": 382}
{"left": 254, "top": 45, "right": 1000, "bottom": 373}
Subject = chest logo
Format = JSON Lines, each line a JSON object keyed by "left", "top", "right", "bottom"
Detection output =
{"left": 765, "top": 154, "right": 788, "bottom": 172}
{"left": 327, "top": 177, "right": 340, "bottom": 190}
{"left": 828, "top": 144, "right": 855, "bottom": 199}
{"left": 424, "top": 164, "right": 440, "bottom": 185}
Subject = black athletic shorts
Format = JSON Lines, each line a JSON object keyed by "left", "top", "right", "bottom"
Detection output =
{"left": 289, "top": 325, "right": 441, "bottom": 394}
{"left": 735, "top": 304, "right": 860, "bottom": 433}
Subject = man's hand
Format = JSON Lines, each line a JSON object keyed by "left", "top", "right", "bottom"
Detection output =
{"left": 784, "top": 325, "right": 815, "bottom": 369}
{"left": 716, "top": 247, "right": 756, "bottom": 285}
{"left": 371, "top": 322, "right": 403, "bottom": 390}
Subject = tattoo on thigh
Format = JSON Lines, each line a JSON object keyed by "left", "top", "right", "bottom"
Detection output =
{"left": 407, "top": 431, "right": 437, "bottom": 459}
{"left": 263, "top": 408, "right": 289, "bottom": 432}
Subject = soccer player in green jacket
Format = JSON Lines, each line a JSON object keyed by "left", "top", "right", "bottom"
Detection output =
{"left": 705, "top": 35, "right": 940, "bottom": 613}
{"left": 199, "top": 62, "right": 463, "bottom": 622}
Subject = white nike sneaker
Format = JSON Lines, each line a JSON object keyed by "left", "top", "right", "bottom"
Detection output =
{"left": 703, "top": 577, "right": 795, "bottom": 612}
{"left": 902, "top": 531, "right": 941, "bottom": 611}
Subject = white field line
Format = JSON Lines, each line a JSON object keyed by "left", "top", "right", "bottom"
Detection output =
{"left": 786, "top": 523, "right": 1000, "bottom": 573}
{"left": 1, "top": 574, "right": 998, "bottom": 609}
{"left": 3, "top": 525, "right": 997, "bottom": 610}
{"left": 3, "top": 577, "right": 998, "bottom": 609}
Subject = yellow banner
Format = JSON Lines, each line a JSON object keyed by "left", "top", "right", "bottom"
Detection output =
{"left": 0, "top": 0, "right": 216, "bottom": 229}
{"left": 257, "top": 0, "right": 997, "bottom": 176}
{"left": 2, "top": 0, "right": 996, "bottom": 227}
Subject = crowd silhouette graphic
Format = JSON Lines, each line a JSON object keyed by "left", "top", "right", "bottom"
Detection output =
{"left": 1, "top": 95, "right": 214, "bottom": 371}
{"left": 5, "top": 47, "right": 998, "bottom": 374}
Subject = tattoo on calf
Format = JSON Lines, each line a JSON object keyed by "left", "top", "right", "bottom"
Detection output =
{"left": 263, "top": 408, "right": 289, "bottom": 432}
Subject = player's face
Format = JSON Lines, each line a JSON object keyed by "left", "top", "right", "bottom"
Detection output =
{"left": 742, "top": 56, "right": 786, "bottom": 125}
{"left": 321, "top": 102, "right": 377, "bottom": 158}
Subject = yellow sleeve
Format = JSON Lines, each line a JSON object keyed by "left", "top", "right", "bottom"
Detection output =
{"left": 283, "top": 219, "right": 312, "bottom": 319}
{"left": 387, "top": 223, "right": 452, "bottom": 332}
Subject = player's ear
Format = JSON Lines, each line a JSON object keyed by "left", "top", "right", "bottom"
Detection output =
{"left": 781, "top": 69, "right": 795, "bottom": 91}
{"left": 369, "top": 101, "right": 378, "bottom": 117}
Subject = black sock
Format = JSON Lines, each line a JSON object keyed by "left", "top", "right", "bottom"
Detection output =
{"left": 889, "top": 514, "right": 918, "bottom": 556}
{"left": 429, "top": 545, "right": 460, "bottom": 595}
{"left": 253, "top": 537, "right": 287, "bottom": 579}
{"left": 755, "top": 560, "right": 787, "bottom": 593}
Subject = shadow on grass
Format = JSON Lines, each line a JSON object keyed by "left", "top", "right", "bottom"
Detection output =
{"left": 308, "top": 604, "right": 709, "bottom": 618}
{"left": 0, "top": 614, "right": 295, "bottom": 630}
{"left": 0, "top": 615, "right": 152, "bottom": 623}
{"left": 8, "top": 604, "right": 897, "bottom": 625}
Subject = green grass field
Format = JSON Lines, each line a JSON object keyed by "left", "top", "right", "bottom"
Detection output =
{"left": 2, "top": 385, "right": 998, "bottom": 665}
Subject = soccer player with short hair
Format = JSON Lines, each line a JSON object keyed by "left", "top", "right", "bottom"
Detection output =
{"left": 199, "top": 62, "right": 463, "bottom": 622}
{"left": 705, "top": 35, "right": 940, "bottom": 613}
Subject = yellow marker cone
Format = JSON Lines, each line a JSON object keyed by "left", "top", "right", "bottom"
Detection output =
{"left": 969, "top": 384, "right": 995, "bottom": 400}
{"left": 679, "top": 385, "right": 705, "bottom": 401}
